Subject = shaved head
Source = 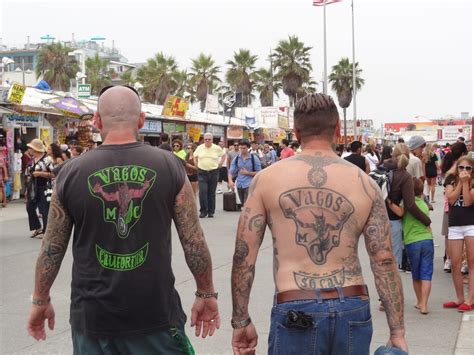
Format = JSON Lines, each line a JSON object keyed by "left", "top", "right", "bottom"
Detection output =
{"left": 97, "top": 86, "right": 142, "bottom": 131}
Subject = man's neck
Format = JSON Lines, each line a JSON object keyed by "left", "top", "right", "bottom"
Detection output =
{"left": 102, "top": 131, "right": 138, "bottom": 145}
{"left": 300, "top": 139, "right": 335, "bottom": 155}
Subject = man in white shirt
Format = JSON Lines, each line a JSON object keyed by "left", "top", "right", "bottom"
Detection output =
{"left": 406, "top": 135, "right": 426, "bottom": 180}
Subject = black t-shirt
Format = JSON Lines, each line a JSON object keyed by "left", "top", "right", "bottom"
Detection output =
{"left": 56, "top": 142, "right": 186, "bottom": 337}
{"left": 344, "top": 153, "right": 366, "bottom": 172}
{"left": 444, "top": 174, "right": 474, "bottom": 227}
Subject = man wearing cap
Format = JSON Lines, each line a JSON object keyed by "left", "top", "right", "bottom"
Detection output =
{"left": 407, "top": 136, "right": 426, "bottom": 180}
{"left": 231, "top": 93, "right": 407, "bottom": 354}
{"left": 27, "top": 86, "right": 220, "bottom": 353}
{"left": 25, "top": 139, "right": 54, "bottom": 238}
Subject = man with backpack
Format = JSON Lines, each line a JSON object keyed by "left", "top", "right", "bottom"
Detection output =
{"left": 228, "top": 141, "right": 261, "bottom": 206}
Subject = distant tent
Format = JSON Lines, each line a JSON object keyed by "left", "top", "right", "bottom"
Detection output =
{"left": 33, "top": 80, "right": 52, "bottom": 91}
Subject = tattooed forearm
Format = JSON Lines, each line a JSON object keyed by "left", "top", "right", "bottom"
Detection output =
{"left": 34, "top": 192, "right": 73, "bottom": 298}
{"left": 364, "top": 194, "right": 405, "bottom": 335}
{"left": 231, "top": 205, "right": 267, "bottom": 319}
{"left": 174, "top": 181, "right": 213, "bottom": 291}
{"left": 231, "top": 239, "right": 255, "bottom": 319}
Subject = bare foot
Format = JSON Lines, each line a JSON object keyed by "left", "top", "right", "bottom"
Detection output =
{"left": 419, "top": 308, "right": 429, "bottom": 315}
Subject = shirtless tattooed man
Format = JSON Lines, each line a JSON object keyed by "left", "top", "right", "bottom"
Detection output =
{"left": 230, "top": 93, "right": 407, "bottom": 355}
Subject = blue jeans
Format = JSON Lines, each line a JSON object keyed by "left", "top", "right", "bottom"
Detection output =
{"left": 389, "top": 219, "right": 404, "bottom": 266}
{"left": 197, "top": 169, "right": 219, "bottom": 215}
{"left": 268, "top": 292, "right": 372, "bottom": 355}
{"left": 72, "top": 317, "right": 194, "bottom": 355}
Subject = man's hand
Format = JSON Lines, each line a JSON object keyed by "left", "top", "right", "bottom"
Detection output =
{"left": 240, "top": 168, "right": 249, "bottom": 176}
{"left": 190, "top": 297, "right": 220, "bottom": 338}
{"left": 232, "top": 323, "right": 258, "bottom": 354}
{"left": 27, "top": 303, "right": 55, "bottom": 341}
{"left": 389, "top": 334, "right": 408, "bottom": 353}
{"left": 229, "top": 180, "right": 235, "bottom": 190}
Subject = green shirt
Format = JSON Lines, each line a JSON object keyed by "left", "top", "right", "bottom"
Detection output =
{"left": 402, "top": 197, "right": 432, "bottom": 245}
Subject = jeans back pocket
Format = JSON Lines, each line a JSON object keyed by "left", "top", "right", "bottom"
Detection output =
{"left": 349, "top": 317, "right": 373, "bottom": 355}
{"left": 274, "top": 321, "right": 317, "bottom": 355}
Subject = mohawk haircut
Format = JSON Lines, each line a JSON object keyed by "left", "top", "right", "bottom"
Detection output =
{"left": 294, "top": 93, "right": 339, "bottom": 138}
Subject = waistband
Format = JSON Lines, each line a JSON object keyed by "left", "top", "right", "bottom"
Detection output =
{"left": 275, "top": 285, "right": 369, "bottom": 304}
{"left": 198, "top": 168, "right": 219, "bottom": 173}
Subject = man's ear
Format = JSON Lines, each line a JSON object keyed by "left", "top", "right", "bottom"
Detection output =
{"left": 294, "top": 128, "right": 301, "bottom": 144}
{"left": 138, "top": 112, "right": 145, "bottom": 129}
{"left": 335, "top": 119, "right": 341, "bottom": 139}
{"left": 94, "top": 112, "right": 103, "bottom": 130}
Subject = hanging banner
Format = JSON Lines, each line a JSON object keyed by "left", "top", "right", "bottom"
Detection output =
{"left": 205, "top": 94, "right": 219, "bottom": 114}
{"left": 269, "top": 129, "right": 287, "bottom": 143}
{"left": 162, "top": 96, "right": 189, "bottom": 118}
{"left": 6, "top": 129, "right": 14, "bottom": 149}
{"left": 40, "top": 128, "right": 51, "bottom": 146}
{"left": 7, "top": 83, "right": 26, "bottom": 104}
{"left": 188, "top": 127, "right": 202, "bottom": 142}
{"left": 278, "top": 114, "right": 289, "bottom": 129}
{"left": 227, "top": 125, "right": 243, "bottom": 140}
{"left": 258, "top": 107, "right": 279, "bottom": 128}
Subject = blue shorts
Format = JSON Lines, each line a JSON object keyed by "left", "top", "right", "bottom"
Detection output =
{"left": 405, "top": 240, "right": 434, "bottom": 281}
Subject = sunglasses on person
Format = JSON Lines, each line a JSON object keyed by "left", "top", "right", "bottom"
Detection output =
{"left": 204, "top": 138, "right": 212, "bottom": 141}
{"left": 99, "top": 85, "right": 140, "bottom": 98}
{"left": 173, "top": 144, "right": 181, "bottom": 148}
{"left": 458, "top": 165, "right": 472, "bottom": 171}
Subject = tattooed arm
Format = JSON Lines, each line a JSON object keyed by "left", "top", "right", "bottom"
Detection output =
{"left": 28, "top": 191, "right": 73, "bottom": 340}
{"left": 363, "top": 190, "right": 407, "bottom": 351}
{"left": 174, "top": 179, "right": 214, "bottom": 293}
{"left": 231, "top": 175, "right": 266, "bottom": 353}
{"left": 33, "top": 191, "right": 73, "bottom": 300}
{"left": 231, "top": 175, "right": 266, "bottom": 321}
{"left": 174, "top": 179, "right": 220, "bottom": 338}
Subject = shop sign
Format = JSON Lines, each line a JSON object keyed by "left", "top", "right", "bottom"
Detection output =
{"left": 227, "top": 125, "right": 243, "bottom": 139}
{"left": 140, "top": 119, "right": 162, "bottom": 134}
{"left": 5, "top": 113, "right": 42, "bottom": 127}
{"left": 162, "top": 96, "right": 189, "bottom": 118}
{"left": 277, "top": 114, "right": 289, "bottom": 129}
{"left": 163, "top": 122, "right": 186, "bottom": 134}
{"left": 78, "top": 84, "right": 91, "bottom": 98}
{"left": 441, "top": 126, "right": 469, "bottom": 141}
{"left": 268, "top": 129, "right": 287, "bottom": 143}
{"left": 7, "top": 83, "right": 26, "bottom": 104}
{"left": 259, "top": 107, "right": 279, "bottom": 128}
{"left": 207, "top": 125, "right": 225, "bottom": 136}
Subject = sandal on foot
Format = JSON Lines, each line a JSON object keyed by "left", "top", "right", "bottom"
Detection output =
{"left": 457, "top": 303, "right": 474, "bottom": 312}
{"left": 30, "top": 230, "right": 43, "bottom": 238}
{"left": 443, "top": 301, "right": 462, "bottom": 308}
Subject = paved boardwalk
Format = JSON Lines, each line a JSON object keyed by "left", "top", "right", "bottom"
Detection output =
{"left": 0, "top": 187, "right": 471, "bottom": 354}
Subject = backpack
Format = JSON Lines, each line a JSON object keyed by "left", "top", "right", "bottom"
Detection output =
{"left": 368, "top": 165, "right": 394, "bottom": 200}
{"left": 234, "top": 154, "right": 255, "bottom": 173}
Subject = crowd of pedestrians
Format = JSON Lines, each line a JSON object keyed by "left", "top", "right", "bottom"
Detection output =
{"left": 0, "top": 87, "right": 469, "bottom": 354}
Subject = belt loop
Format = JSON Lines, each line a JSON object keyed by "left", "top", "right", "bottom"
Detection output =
{"left": 315, "top": 289, "right": 323, "bottom": 303}
{"left": 273, "top": 292, "right": 278, "bottom": 306}
{"left": 336, "top": 287, "right": 345, "bottom": 303}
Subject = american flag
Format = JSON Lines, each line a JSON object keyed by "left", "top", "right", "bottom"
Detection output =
{"left": 313, "top": 0, "right": 342, "bottom": 6}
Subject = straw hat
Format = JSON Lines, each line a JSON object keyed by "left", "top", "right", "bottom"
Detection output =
{"left": 27, "top": 139, "right": 46, "bottom": 153}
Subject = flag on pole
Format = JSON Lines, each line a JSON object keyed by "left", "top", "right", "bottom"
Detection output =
{"left": 313, "top": 0, "right": 342, "bottom": 6}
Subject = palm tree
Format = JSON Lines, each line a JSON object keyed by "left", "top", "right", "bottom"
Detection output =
{"left": 225, "top": 49, "right": 258, "bottom": 106}
{"left": 329, "top": 57, "right": 365, "bottom": 147}
{"left": 120, "top": 70, "right": 134, "bottom": 86}
{"left": 136, "top": 52, "right": 178, "bottom": 104}
{"left": 271, "top": 35, "right": 312, "bottom": 106}
{"left": 254, "top": 68, "right": 282, "bottom": 107}
{"left": 296, "top": 78, "right": 318, "bottom": 100}
{"left": 189, "top": 53, "right": 221, "bottom": 112}
{"left": 36, "top": 43, "right": 79, "bottom": 91}
{"left": 85, "top": 53, "right": 115, "bottom": 95}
